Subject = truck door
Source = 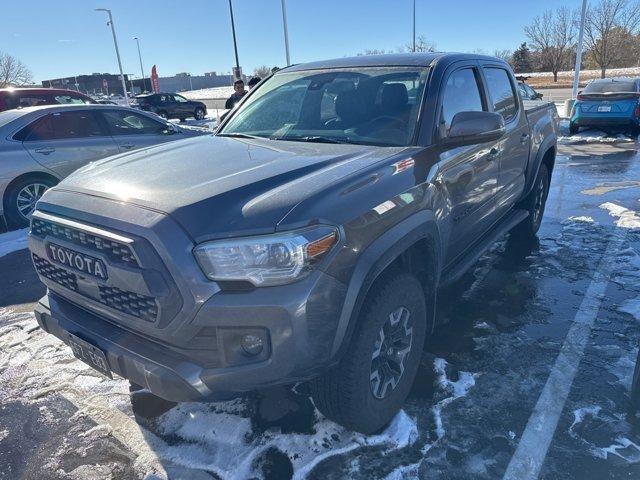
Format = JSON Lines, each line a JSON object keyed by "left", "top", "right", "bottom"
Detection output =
{"left": 437, "top": 65, "right": 502, "bottom": 263}
{"left": 480, "top": 65, "right": 529, "bottom": 215}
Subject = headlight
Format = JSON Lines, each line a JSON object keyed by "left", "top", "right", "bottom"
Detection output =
{"left": 193, "top": 226, "right": 339, "bottom": 287}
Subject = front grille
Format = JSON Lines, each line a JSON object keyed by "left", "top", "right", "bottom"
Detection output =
{"left": 98, "top": 286, "right": 158, "bottom": 322}
{"left": 32, "top": 254, "right": 78, "bottom": 291}
{"left": 31, "top": 218, "right": 138, "bottom": 268}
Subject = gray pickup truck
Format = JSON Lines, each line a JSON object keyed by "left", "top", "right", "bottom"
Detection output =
{"left": 29, "top": 53, "right": 558, "bottom": 434}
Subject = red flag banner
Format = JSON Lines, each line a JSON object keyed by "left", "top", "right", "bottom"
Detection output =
{"left": 151, "top": 65, "right": 160, "bottom": 93}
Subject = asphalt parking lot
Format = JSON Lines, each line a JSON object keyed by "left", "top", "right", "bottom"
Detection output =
{"left": 2, "top": 135, "right": 640, "bottom": 479}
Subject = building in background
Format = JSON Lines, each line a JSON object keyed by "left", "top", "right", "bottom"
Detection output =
{"left": 41, "top": 73, "right": 129, "bottom": 95}
{"left": 42, "top": 72, "right": 237, "bottom": 95}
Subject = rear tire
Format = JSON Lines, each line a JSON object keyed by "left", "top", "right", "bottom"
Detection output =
{"left": 310, "top": 272, "right": 427, "bottom": 434}
{"left": 569, "top": 122, "right": 579, "bottom": 135}
{"left": 3, "top": 176, "right": 57, "bottom": 228}
{"left": 194, "top": 107, "right": 206, "bottom": 120}
{"left": 512, "top": 163, "right": 550, "bottom": 239}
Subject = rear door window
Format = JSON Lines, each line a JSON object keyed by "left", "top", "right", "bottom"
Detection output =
{"left": 100, "top": 109, "right": 166, "bottom": 135}
{"left": 19, "top": 111, "right": 105, "bottom": 141}
{"left": 483, "top": 67, "right": 518, "bottom": 122}
{"left": 441, "top": 68, "right": 485, "bottom": 132}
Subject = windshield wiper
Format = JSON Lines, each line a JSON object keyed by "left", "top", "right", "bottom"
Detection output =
{"left": 217, "top": 132, "right": 265, "bottom": 140}
{"left": 278, "top": 135, "right": 352, "bottom": 144}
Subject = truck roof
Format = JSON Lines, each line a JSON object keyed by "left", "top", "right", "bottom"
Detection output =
{"left": 282, "top": 52, "right": 504, "bottom": 72}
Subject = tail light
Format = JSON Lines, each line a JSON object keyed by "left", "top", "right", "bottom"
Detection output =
{"left": 634, "top": 104, "right": 640, "bottom": 118}
{"left": 576, "top": 91, "right": 584, "bottom": 100}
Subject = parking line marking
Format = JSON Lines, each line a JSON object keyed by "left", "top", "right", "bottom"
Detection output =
{"left": 502, "top": 232, "right": 625, "bottom": 480}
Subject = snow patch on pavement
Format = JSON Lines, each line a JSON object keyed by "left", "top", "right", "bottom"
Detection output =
{"left": 156, "top": 401, "right": 418, "bottom": 480}
{"left": 559, "top": 131, "right": 635, "bottom": 145}
{"left": 600, "top": 202, "right": 640, "bottom": 229}
{"left": 0, "top": 228, "right": 28, "bottom": 258}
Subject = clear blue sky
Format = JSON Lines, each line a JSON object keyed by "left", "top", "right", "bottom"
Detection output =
{"left": 3, "top": 0, "right": 584, "bottom": 83}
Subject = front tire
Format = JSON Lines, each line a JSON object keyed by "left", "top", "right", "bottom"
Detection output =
{"left": 310, "top": 272, "right": 427, "bottom": 434}
{"left": 3, "top": 176, "right": 57, "bottom": 228}
{"left": 512, "top": 163, "right": 550, "bottom": 239}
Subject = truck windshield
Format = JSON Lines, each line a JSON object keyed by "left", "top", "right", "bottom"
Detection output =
{"left": 219, "top": 67, "right": 429, "bottom": 147}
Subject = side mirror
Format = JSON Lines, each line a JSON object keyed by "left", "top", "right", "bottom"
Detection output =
{"left": 160, "top": 124, "right": 178, "bottom": 135}
{"left": 442, "top": 111, "right": 505, "bottom": 148}
{"left": 534, "top": 92, "right": 544, "bottom": 100}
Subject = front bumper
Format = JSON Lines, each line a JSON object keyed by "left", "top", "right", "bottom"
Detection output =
{"left": 35, "top": 266, "right": 348, "bottom": 402}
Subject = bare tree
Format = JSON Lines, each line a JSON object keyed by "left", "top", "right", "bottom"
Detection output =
{"left": 0, "top": 52, "right": 32, "bottom": 87}
{"left": 584, "top": 0, "right": 640, "bottom": 78}
{"left": 493, "top": 49, "right": 513, "bottom": 64}
{"left": 404, "top": 35, "right": 437, "bottom": 53}
{"left": 525, "top": 7, "right": 577, "bottom": 82}
{"left": 252, "top": 65, "right": 273, "bottom": 78}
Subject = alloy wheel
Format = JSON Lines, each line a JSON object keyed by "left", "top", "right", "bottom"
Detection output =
{"left": 16, "top": 182, "right": 49, "bottom": 220}
{"left": 370, "top": 306, "right": 413, "bottom": 399}
{"left": 532, "top": 174, "right": 547, "bottom": 226}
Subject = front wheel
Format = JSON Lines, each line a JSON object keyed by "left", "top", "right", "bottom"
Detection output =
{"left": 194, "top": 107, "right": 206, "bottom": 120}
{"left": 512, "top": 163, "right": 550, "bottom": 239}
{"left": 310, "top": 272, "right": 427, "bottom": 434}
{"left": 3, "top": 176, "right": 57, "bottom": 228}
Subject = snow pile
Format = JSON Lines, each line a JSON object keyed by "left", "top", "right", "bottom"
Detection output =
{"left": 600, "top": 202, "right": 640, "bottom": 229}
{"left": 521, "top": 66, "right": 640, "bottom": 79}
{"left": 0, "top": 228, "right": 28, "bottom": 258}
{"left": 180, "top": 86, "right": 235, "bottom": 101}
{"left": 559, "top": 131, "right": 635, "bottom": 145}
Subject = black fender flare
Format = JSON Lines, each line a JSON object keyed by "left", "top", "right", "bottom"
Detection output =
{"left": 522, "top": 136, "right": 556, "bottom": 200}
{"left": 329, "top": 210, "right": 441, "bottom": 359}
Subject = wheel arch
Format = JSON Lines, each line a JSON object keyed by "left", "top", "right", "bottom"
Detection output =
{"left": 2, "top": 171, "right": 60, "bottom": 221}
{"left": 523, "top": 139, "right": 556, "bottom": 201}
{"left": 330, "top": 210, "right": 442, "bottom": 361}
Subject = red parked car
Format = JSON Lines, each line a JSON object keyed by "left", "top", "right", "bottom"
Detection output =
{"left": 0, "top": 88, "right": 96, "bottom": 112}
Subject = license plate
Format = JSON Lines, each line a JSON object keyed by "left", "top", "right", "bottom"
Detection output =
{"left": 67, "top": 333, "right": 112, "bottom": 378}
{"left": 597, "top": 105, "right": 612, "bottom": 112}
{"left": 46, "top": 242, "right": 108, "bottom": 280}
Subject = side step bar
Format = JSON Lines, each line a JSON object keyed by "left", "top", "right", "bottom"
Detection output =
{"left": 440, "top": 209, "right": 529, "bottom": 286}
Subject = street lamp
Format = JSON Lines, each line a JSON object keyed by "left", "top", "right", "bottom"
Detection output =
{"left": 228, "top": 0, "right": 242, "bottom": 80}
{"left": 572, "top": 0, "right": 588, "bottom": 100}
{"left": 412, "top": 0, "right": 416, "bottom": 52}
{"left": 280, "top": 0, "right": 291, "bottom": 66}
{"left": 95, "top": 8, "right": 129, "bottom": 106}
{"left": 133, "top": 36, "right": 148, "bottom": 93}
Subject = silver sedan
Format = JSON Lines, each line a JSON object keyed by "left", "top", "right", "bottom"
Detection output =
{"left": 0, "top": 104, "right": 207, "bottom": 228}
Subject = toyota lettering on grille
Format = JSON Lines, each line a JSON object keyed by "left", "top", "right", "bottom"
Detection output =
{"left": 46, "top": 243, "right": 108, "bottom": 280}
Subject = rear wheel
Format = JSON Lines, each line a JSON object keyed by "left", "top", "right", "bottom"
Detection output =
{"left": 512, "top": 163, "right": 550, "bottom": 239}
{"left": 4, "top": 176, "right": 57, "bottom": 228}
{"left": 310, "top": 272, "right": 427, "bottom": 434}
{"left": 194, "top": 107, "right": 206, "bottom": 120}
{"left": 569, "top": 122, "right": 579, "bottom": 135}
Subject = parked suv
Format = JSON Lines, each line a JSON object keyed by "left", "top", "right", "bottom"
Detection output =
{"left": 134, "top": 93, "right": 207, "bottom": 121}
{"left": 29, "top": 53, "right": 558, "bottom": 433}
{"left": 0, "top": 88, "right": 96, "bottom": 112}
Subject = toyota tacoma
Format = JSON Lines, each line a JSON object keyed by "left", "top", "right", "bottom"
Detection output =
{"left": 29, "top": 53, "right": 558, "bottom": 434}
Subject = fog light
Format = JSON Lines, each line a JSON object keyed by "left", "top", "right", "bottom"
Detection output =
{"left": 241, "top": 334, "right": 264, "bottom": 356}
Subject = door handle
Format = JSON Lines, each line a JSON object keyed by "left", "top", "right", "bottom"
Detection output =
{"left": 520, "top": 133, "right": 529, "bottom": 144}
{"left": 487, "top": 147, "right": 499, "bottom": 160}
{"left": 34, "top": 147, "right": 55, "bottom": 155}
{"left": 120, "top": 143, "right": 135, "bottom": 149}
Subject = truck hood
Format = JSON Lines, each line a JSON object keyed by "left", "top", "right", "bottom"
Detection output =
{"left": 56, "top": 135, "right": 405, "bottom": 241}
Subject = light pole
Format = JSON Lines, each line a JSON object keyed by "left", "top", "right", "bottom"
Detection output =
{"left": 228, "top": 0, "right": 242, "bottom": 80}
{"left": 280, "top": 0, "right": 291, "bottom": 66}
{"left": 133, "top": 37, "right": 148, "bottom": 93}
{"left": 412, "top": 0, "right": 416, "bottom": 52}
{"left": 95, "top": 8, "right": 129, "bottom": 106}
{"left": 572, "top": 0, "right": 588, "bottom": 99}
